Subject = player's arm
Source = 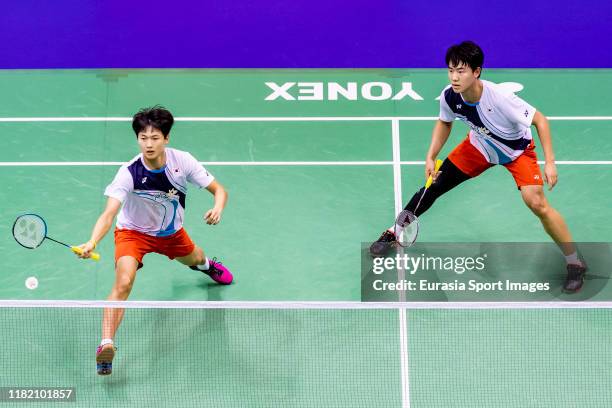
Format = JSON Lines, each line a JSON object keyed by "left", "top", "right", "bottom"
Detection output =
{"left": 425, "top": 119, "right": 453, "bottom": 180}
{"left": 76, "top": 197, "right": 122, "bottom": 258}
{"left": 203, "top": 180, "right": 228, "bottom": 225}
{"left": 532, "top": 111, "right": 557, "bottom": 190}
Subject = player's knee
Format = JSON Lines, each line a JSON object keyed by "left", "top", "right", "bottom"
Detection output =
{"left": 524, "top": 194, "right": 549, "bottom": 217}
{"left": 115, "top": 282, "right": 133, "bottom": 297}
{"left": 114, "top": 274, "right": 135, "bottom": 296}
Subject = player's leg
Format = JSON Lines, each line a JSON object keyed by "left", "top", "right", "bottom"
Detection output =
{"left": 520, "top": 186, "right": 574, "bottom": 249}
{"left": 164, "top": 228, "right": 233, "bottom": 285}
{"left": 97, "top": 255, "right": 139, "bottom": 375}
{"left": 520, "top": 186, "right": 586, "bottom": 292}
{"left": 403, "top": 158, "right": 472, "bottom": 216}
{"left": 97, "top": 229, "right": 149, "bottom": 375}
{"left": 369, "top": 159, "right": 473, "bottom": 256}
{"left": 175, "top": 245, "right": 233, "bottom": 285}
{"left": 103, "top": 256, "right": 139, "bottom": 337}
{"left": 370, "top": 136, "right": 490, "bottom": 257}
{"left": 506, "top": 143, "right": 586, "bottom": 293}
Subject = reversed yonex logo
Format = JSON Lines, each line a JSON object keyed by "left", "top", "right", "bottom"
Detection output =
{"left": 456, "top": 104, "right": 462, "bottom": 109}
{"left": 267, "top": 81, "right": 527, "bottom": 102}
{"left": 142, "top": 177, "right": 147, "bottom": 183}
{"left": 534, "top": 175, "right": 540, "bottom": 180}
{"left": 265, "top": 82, "right": 424, "bottom": 101}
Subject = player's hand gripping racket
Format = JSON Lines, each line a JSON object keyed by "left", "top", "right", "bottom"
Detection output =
{"left": 394, "top": 159, "right": 443, "bottom": 247}
{"left": 12, "top": 214, "right": 100, "bottom": 261}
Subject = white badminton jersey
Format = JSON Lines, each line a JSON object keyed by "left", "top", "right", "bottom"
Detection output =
{"left": 104, "top": 148, "right": 214, "bottom": 237}
{"left": 439, "top": 80, "right": 537, "bottom": 164}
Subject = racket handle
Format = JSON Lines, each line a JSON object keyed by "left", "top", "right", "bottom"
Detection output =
{"left": 425, "top": 159, "right": 444, "bottom": 188}
{"left": 71, "top": 246, "right": 101, "bottom": 261}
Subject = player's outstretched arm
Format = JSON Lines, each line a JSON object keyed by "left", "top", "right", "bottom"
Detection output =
{"left": 532, "top": 111, "right": 557, "bottom": 190}
{"left": 204, "top": 180, "right": 228, "bottom": 225}
{"left": 425, "top": 119, "right": 453, "bottom": 181}
{"left": 76, "top": 197, "right": 122, "bottom": 258}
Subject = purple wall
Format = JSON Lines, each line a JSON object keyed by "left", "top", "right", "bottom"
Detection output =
{"left": 2, "top": 0, "right": 611, "bottom": 68}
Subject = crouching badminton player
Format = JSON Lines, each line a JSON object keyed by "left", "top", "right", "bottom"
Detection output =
{"left": 76, "top": 106, "right": 233, "bottom": 375}
{"left": 370, "top": 41, "right": 586, "bottom": 294}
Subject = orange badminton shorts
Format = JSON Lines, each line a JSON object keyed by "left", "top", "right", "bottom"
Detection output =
{"left": 114, "top": 227, "right": 195, "bottom": 268}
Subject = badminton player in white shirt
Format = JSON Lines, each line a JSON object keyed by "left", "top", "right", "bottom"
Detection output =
{"left": 76, "top": 106, "right": 232, "bottom": 375}
{"left": 370, "top": 41, "right": 586, "bottom": 294}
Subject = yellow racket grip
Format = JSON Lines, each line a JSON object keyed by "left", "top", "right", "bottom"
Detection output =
{"left": 71, "top": 246, "right": 101, "bottom": 261}
{"left": 425, "top": 159, "right": 444, "bottom": 189}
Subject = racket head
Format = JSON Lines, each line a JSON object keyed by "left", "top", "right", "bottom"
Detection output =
{"left": 394, "top": 210, "right": 419, "bottom": 248}
{"left": 12, "top": 214, "right": 47, "bottom": 249}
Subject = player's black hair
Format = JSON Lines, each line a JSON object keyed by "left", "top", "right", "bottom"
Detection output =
{"left": 132, "top": 105, "right": 174, "bottom": 137}
{"left": 445, "top": 41, "right": 484, "bottom": 78}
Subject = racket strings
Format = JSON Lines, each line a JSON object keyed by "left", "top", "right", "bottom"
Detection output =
{"left": 395, "top": 210, "right": 419, "bottom": 247}
{"left": 13, "top": 215, "right": 46, "bottom": 249}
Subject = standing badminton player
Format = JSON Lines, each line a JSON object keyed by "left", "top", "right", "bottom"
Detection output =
{"left": 76, "top": 106, "right": 233, "bottom": 375}
{"left": 369, "top": 41, "right": 586, "bottom": 293}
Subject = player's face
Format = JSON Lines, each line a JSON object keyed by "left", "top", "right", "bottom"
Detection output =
{"left": 448, "top": 63, "right": 480, "bottom": 93}
{"left": 137, "top": 126, "right": 168, "bottom": 161}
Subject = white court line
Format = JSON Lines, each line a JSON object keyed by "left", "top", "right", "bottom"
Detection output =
{"left": 403, "top": 161, "right": 612, "bottom": 165}
{"left": 391, "top": 121, "right": 404, "bottom": 216}
{"left": 547, "top": 116, "right": 612, "bottom": 120}
{"left": 1, "top": 160, "right": 611, "bottom": 167}
{"left": 2, "top": 300, "right": 612, "bottom": 309}
{"left": 0, "top": 161, "right": 392, "bottom": 166}
{"left": 0, "top": 116, "right": 612, "bottom": 122}
{"left": 391, "top": 119, "right": 411, "bottom": 408}
{"left": 0, "top": 116, "right": 430, "bottom": 122}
